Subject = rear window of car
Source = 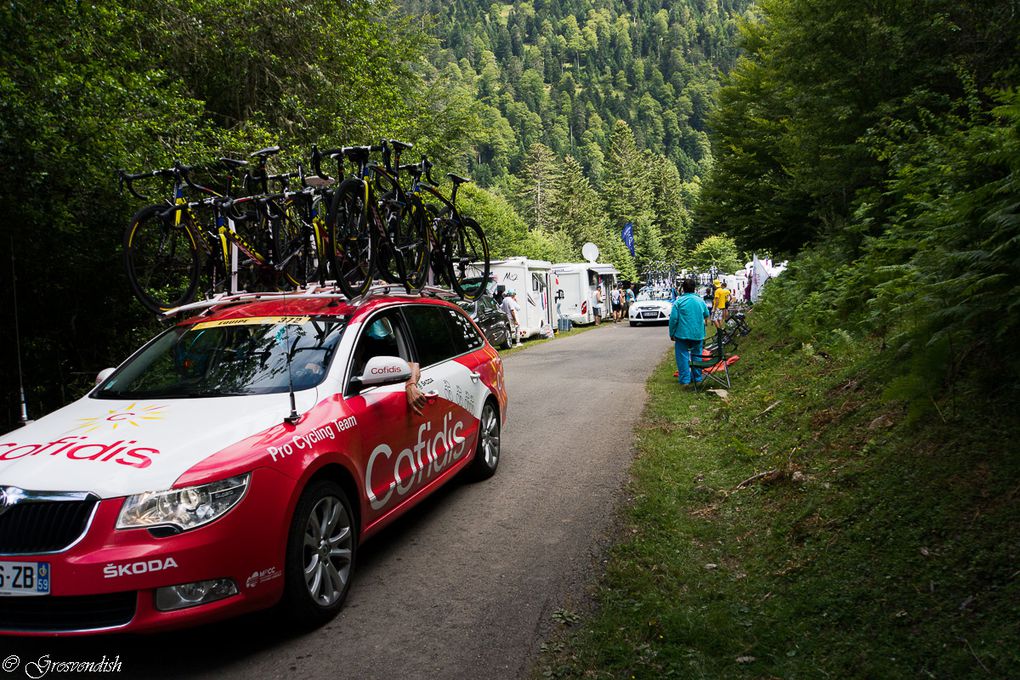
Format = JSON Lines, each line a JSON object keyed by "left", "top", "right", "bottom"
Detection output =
{"left": 443, "top": 307, "right": 484, "bottom": 353}
{"left": 402, "top": 305, "right": 483, "bottom": 366}
{"left": 403, "top": 305, "right": 456, "bottom": 367}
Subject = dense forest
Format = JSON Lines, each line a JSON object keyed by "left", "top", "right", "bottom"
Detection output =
{"left": 697, "top": 0, "right": 1020, "bottom": 410}
{"left": 405, "top": 0, "right": 750, "bottom": 276}
{"left": 0, "top": 0, "right": 747, "bottom": 428}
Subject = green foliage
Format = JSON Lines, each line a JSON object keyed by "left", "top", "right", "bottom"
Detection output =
{"left": 402, "top": 0, "right": 752, "bottom": 276}
{"left": 540, "top": 318, "right": 1020, "bottom": 678}
{"left": 0, "top": 0, "right": 474, "bottom": 428}
{"left": 688, "top": 235, "right": 742, "bottom": 274}
{"left": 456, "top": 183, "right": 527, "bottom": 258}
{"left": 698, "top": 0, "right": 1020, "bottom": 411}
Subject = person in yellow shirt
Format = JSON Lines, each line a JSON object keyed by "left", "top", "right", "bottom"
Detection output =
{"left": 711, "top": 281, "right": 732, "bottom": 329}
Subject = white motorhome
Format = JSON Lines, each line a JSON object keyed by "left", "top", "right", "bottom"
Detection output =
{"left": 550, "top": 263, "right": 620, "bottom": 325}
{"left": 484, "top": 257, "right": 555, "bottom": 339}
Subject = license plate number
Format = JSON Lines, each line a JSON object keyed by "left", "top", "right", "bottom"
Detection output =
{"left": 641, "top": 312, "right": 658, "bottom": 318}
{"left": 0, "top": 561, "right": 51, "bottom": 596}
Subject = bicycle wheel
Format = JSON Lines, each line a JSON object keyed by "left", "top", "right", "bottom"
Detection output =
{"left": 444, "top": 215, "right": 489, "bottom": 300}
{"left": 274, "top": 200, "right": 319, "bottom": 287}
{"left": 374, "top": 202, "right": 407, "bottom": 289}
{"left": 229, "top": 206, "right": 276, "bottom": 293}
{"left": 123, "top": 204, "right": 200, "bottom": 313}
{"left": 328, "top": 180, "right": 375, "bottom": 298}
{"left": 380, "top": 193, "right": 429, "bottom": 294}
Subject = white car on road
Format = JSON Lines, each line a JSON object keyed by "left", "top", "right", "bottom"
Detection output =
{"left": 628, "top": 289, "right": 672, "bottom": 326}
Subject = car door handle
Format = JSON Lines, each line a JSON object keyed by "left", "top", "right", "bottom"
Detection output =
{"left": 469, "top": 372, "right": 481, "bottom": 383}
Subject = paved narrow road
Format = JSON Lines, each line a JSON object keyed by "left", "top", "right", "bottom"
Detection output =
{"left": 5, "top": 324, "right": 670, "bottom": 680}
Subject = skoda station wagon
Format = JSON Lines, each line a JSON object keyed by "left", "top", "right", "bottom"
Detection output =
{"left": 0, "top": 292, "right": 507, "bottom": 635}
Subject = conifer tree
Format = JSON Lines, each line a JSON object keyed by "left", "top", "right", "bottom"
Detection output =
{"left": 648, "top": 154, "right": 693, "bottom": 262}
{"left": 603, "top": 120, "right": 662, "bottom": 272}
{"left": 546, "top": 156, "right": 636, "bottom": 278}
{"left": 515, "top": 143, "right": 559, "bottom": 231}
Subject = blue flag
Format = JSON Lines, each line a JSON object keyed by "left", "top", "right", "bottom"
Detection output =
{"left": 621, "top": 222, "right": 635, "bottom": 256}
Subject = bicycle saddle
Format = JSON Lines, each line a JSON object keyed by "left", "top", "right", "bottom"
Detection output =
{"left": 250, "top": 146, "right": 282, "bottom": 158}
{"left": 447, "top": 173, "right": 472, "bottom": 185}
{"left": 387, "top": 139, "right": 413, "bottom": 152}
{"left": 219, "top": 157, "right": 248, "bottom": 169}
{"left": 304, "top": 176, "right": 335, "bottom": 189}
{"left": 341, "top": 146, "right": 372, "bottom": 163}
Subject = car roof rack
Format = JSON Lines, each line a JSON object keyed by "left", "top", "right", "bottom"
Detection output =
{"left": 159, "top": 282, "right": 467, "bottom": 320}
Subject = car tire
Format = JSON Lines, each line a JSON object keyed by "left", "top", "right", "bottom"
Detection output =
{"left": 281, "top": 480, "right": 357, "bottom": 627}
{"left": 629, "top": 321, "right": 638, "bottom": 327}
{"left": 466, "top": 399, "right": 500, "bottom": 481}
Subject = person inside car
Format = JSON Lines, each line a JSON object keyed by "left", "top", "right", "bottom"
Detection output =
{"left": 352, "top": 317, "right": 426, "bottom": 414}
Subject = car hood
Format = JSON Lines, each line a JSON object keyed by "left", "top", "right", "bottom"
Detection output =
{"left": 633, "top": 300, "right": 672, "bottom": 311}
{"left": 0, "top": 390, "right": 319, "bottom": 498}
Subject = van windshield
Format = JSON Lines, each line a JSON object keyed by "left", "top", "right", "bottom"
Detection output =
{"left": 93, "top": 316, "right": 346, "bottom": 399}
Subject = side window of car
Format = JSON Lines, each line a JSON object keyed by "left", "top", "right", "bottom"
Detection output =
{"left": 444, "top": 307, "right": 484, "bottom": 353}
{"left": 402, "top": 305, "right": 456, "bottom": 367}
{"left": 349, "top": 310, "right": 409, "bottom": 387}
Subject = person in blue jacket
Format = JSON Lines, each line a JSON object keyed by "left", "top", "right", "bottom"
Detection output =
{"left": 668, "top": 278, "right": 710, "bottom": 385}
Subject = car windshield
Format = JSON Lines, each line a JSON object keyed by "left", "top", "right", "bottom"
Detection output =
{"left": 638, "top": 290, "right": 671, "bottom": 301}
{"left": 93, "top": 316, "right": 347, "bottom": 399}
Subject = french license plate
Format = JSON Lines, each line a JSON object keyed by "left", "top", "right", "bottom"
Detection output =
{"left": 0, "top": 561, "right": 51, "bottom": 596}
{"left": 641, "top": 311, "right": 658, "bottom": 318}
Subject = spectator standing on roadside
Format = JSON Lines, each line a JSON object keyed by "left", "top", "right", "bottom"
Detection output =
{"left": 712, "top": 281, "right": 732, "bottom": 329}
{"left": 610, "top": 284, "right": 622, "bottom": 323}
{"left": 501, "top": 289, "right": 522, "bottom": 346}
{"left": 669, "top": 279, "right": 710, "bottom": 385}
{"left": 624, "top": 285, "right": 635, "bottom": 318}
{"left": 593, "top": 286, "right": 604, "bottom": 325}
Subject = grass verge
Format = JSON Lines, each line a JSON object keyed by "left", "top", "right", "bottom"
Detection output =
{"left": 536, "top": 320, "right": 1020, "bottom": 678}
{"left": 499, "top": 321, "right": 605, "bottom": 357}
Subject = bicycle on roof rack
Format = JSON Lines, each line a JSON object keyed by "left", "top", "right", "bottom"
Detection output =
{"left": 326, "top": 139, "right": 430, "bottom": 298}
{"left": 121, "top": 147, "right": 335, "bottom": 314}
{"left": 401, "top": 156, "right": 489, "bottom": 300}
{"left": 121, "top": 141, "right": 491, "bottom": 313}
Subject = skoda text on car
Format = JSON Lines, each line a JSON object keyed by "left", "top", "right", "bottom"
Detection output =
{"left": 0, "top": 293, "right": 507, "bottom": 635}
{"left": 628, "top": 288, "right": 672, "bottom": 326}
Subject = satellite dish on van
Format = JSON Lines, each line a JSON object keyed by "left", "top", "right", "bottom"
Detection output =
{"left": 581, "top": 242, "right": 599, "bottom": 263}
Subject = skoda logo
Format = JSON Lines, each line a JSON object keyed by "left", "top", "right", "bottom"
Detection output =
{"left": 0, "top": 486, "right": 17, "bottom": 517}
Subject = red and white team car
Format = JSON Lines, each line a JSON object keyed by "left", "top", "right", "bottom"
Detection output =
{"left": 0, "top": 292, "right": 507, "bottom": 635}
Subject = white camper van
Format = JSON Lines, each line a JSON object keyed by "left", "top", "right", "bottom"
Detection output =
{"left": 485, "top": 257, "right": 555, "bottom": 339}
{"left": 551, "top": 263, "right": 620, "bottom": 326}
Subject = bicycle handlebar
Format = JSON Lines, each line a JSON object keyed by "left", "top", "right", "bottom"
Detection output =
{"left": 117, "top": 166, "right": 186, "bottom": 201}
{"left": 176, "top": 162, "right": 217, "bottom": 196}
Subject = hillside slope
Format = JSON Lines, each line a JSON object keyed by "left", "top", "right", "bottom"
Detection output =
{"left": 402, "top": 0, "right": 751, "bottom": 186}
{"left": 537, "top": 306, "right": 1020, "bottom": 677}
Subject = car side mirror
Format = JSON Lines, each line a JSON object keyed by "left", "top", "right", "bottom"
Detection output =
{"left": 356, "top": 356, "right": 412, "bottom": 388}
{"left": 95, "top": 367, "right": 116, "bottom": 386}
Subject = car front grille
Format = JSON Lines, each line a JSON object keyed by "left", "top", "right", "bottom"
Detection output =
{"left": 0, "top": 592, "right": 136, "bottom": 632}
{"left": 0, "top": 497, "right": 98, "bottom": 554}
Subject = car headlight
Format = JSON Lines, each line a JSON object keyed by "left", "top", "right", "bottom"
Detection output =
{"left": 117, "top": 474, "right": 250, "bottom": 531}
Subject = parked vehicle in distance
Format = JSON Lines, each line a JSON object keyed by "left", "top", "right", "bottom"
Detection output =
{"left": 481, "top": 257, "right": 555, "bottom": 339}
{"left": 629, "top": 288, "right": 673, "bottom": 326}
{"left": 550, "top": 262, "right": 620, "bottom": 326}
{"left": 456, "top": 295, "right": 513, "bottom": 349}
{"left": 0, "top": 292, "right": 507, "bottom": 635}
